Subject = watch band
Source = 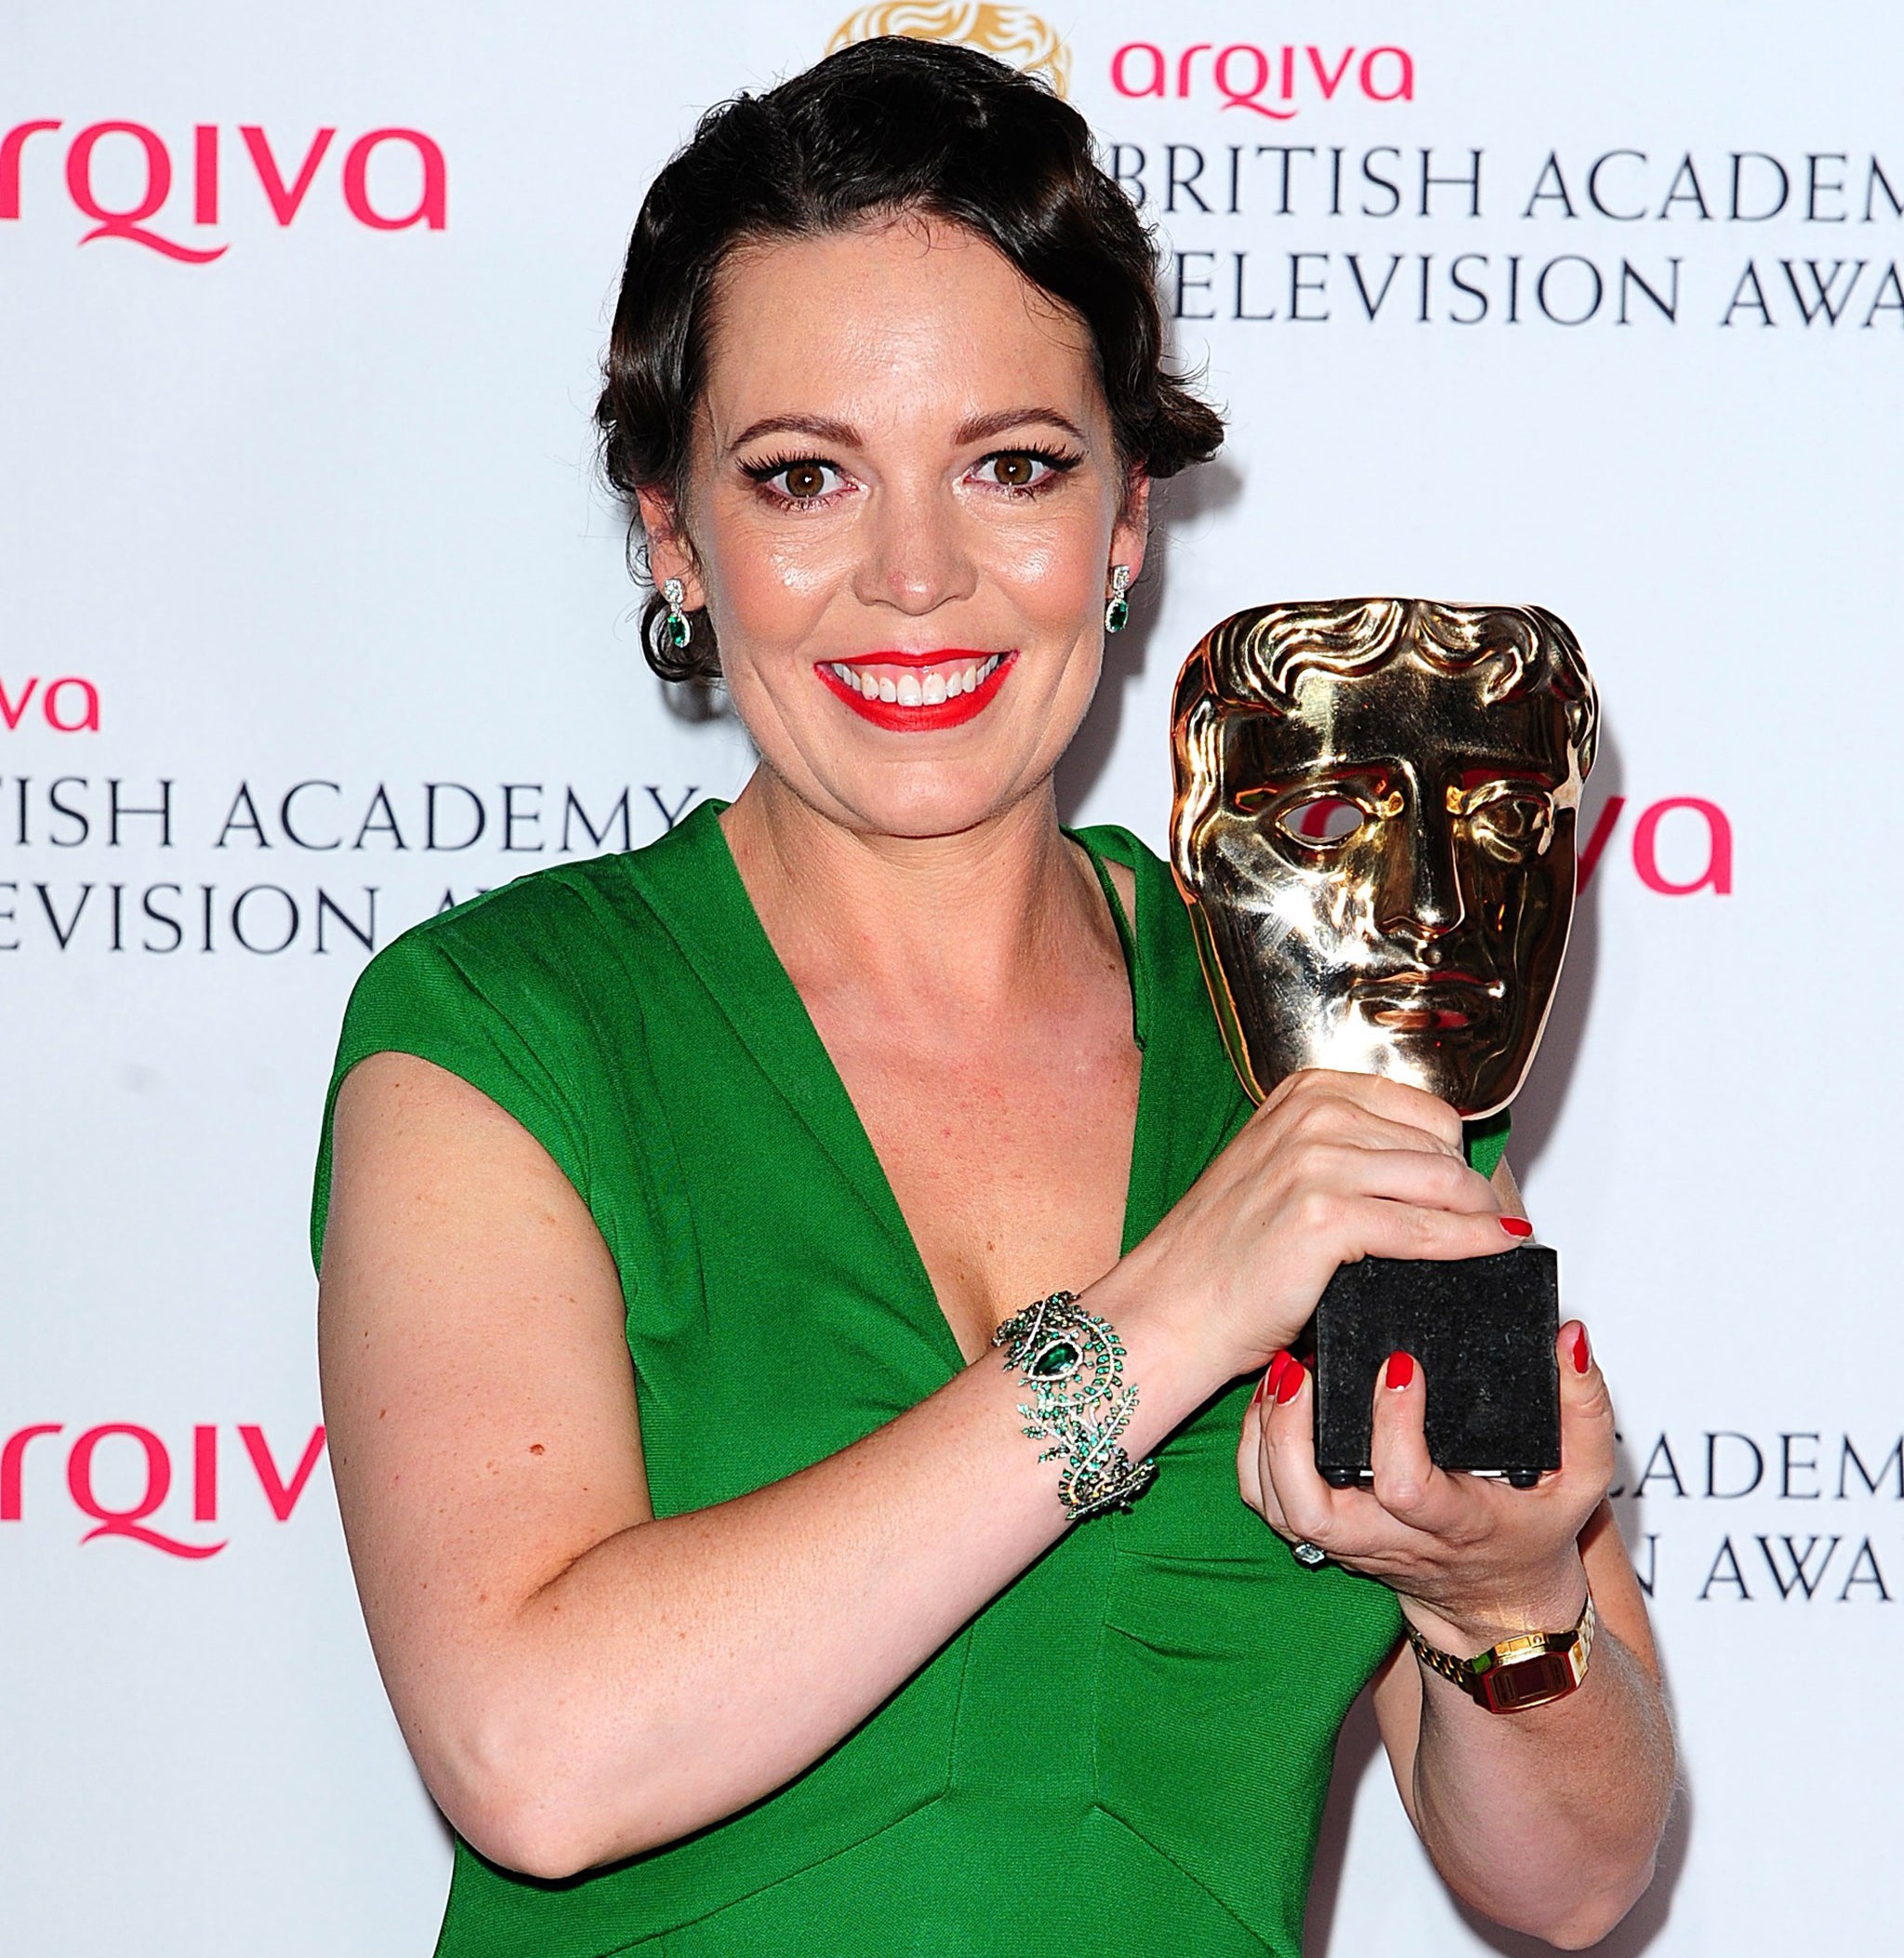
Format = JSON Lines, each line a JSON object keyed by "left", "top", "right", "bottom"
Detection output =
{"left": 1407, "top": 1591, "right": 1596, "bottom": 1715}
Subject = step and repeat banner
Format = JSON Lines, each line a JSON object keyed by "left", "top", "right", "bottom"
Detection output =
{"left": 3, "top": 3, "right": 1897, "bottom": 1951}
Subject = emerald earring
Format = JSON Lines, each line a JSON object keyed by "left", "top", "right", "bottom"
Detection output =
{"left": 1104, "top": 564, "right": 1131, "bottom": 635}
{"left": 662, "top": 578, "right": 692, "bottom": 650}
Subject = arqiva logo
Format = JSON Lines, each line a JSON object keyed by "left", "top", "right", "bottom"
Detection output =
{"left": 2, "top": 1421, "right": 326, "bottom": 1556}
{"left": 1, "top": 119, "right": 445, "bottom": 262}
{"left": 1111, "top": 40, "right": 1415, "bottom": 118}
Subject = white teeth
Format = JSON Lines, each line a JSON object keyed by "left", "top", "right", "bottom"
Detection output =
{"left": 832, "top": 657, "right": 1005, "bottom": 708}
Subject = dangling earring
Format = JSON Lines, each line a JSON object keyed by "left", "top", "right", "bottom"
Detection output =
{"left": 1104, "top": 564, "right": 1131, "bottom": 635}
{"left": 662, "top": 577, "right": 692, "bottom": 650}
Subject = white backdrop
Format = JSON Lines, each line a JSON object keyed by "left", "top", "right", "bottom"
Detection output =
{"left": 3, "top": 3, "right": 1899, "bottom": 1951}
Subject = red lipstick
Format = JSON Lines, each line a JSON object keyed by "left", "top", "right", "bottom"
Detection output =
{"left": 815, "top": 650, "right": 1016, "bottom": 733}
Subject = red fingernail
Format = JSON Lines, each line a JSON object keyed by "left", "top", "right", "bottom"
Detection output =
{"left": 1275, "top": 1357, "right": 1306, "bottom": 1406}
{"left": 1254, "top": 1354, "right": 1289, "bottom": 1405}
{"left": 1572, "top": 1327, "right": 1591, "bottom": 1374}
{"left": 1385, "top": 1351, "right": 1415, "bottom": 1390}
{"left": 1500, "top": 1216, "right": 1534, "bottom": 1238}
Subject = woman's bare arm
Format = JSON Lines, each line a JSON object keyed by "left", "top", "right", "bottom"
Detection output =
{"left": 320, "top": 1053, "right": 1155, "bottom": 1877}
{"left": 1367, "top": 1501, "right": 1674, "bottom": 1949}
{"left": 1240, "top": 1156, "right": 1674, "bottom": 1947}
{"left": 321, "top": 1058, "right": 1517, "bottom": 1880}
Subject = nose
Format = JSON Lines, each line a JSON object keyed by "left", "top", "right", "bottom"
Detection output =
{"left": 1374, "top": 804, "right": 1466, "bottom": 953}
{"left": 850, "top": 474, "right": 977, "bottom": 616}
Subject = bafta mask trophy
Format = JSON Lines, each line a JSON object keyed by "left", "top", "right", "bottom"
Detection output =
{"left": 1170, "top": 599, "right": 1598, "bottom": 1487}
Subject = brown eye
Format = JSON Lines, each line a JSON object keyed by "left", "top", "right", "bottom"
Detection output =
{"left": 782, "top": 462, "right": 828, "bottom": 499}
{"left": 976, "top": 450, "right": 1065, "bottom": 491}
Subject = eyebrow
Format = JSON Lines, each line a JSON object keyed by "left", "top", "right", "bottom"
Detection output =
{"left": 725, "top": 413, "right": 861, "bottom": 454}
{"left": 953, "top": 405, "right": 1089, "bottom": 445}
{"left": 724, "top": 405, "right": 1089, "bottom": 455}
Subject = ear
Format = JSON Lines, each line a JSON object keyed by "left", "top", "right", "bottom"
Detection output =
{"left": 1111, "top": 469, "right": 1152, "bottom": 585}
{"left": 632, "top": 486, "right": 705, "bottom": 609}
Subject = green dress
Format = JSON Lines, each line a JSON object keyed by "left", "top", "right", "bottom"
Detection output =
{"left": 312, "top": 801, "right": 1403, "bottom": 1958}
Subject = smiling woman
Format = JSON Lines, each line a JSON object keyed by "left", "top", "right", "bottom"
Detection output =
{"left": 313, "top": 33, "right": 1672, "bottom": 1958}
{"left": 594, "top": 41, "right": 1220, "bottom": 688}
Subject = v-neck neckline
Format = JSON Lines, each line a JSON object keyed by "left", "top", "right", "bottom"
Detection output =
{"left": 622, "top": 800, "right": 1160, "bottom": 1379}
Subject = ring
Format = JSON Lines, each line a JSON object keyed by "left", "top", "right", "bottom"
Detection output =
{"left": 1290, "top": 1541, "right": 1328, "bottom": 1568}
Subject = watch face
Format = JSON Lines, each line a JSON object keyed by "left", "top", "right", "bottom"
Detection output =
{"left": 1475, "top": 1645, "right": 1584, "bottom": 1714}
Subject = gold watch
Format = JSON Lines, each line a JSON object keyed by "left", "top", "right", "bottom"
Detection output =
{"left": 1406, "top": 1592, "right": 1596, "bottom": 1714}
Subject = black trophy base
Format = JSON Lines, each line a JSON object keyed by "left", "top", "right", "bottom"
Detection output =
{"left": 1312, "top": 1245, "right": 1560, "bottom": 1488}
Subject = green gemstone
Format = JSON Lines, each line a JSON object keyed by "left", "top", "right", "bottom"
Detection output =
{"left": 1031, "top": 1343, "right": 1077, "bottom": 1378}
{"left": 668, "top": 612, "right": 692, "bottom": 649}
{"left": 1105, "top": 597, "right": 1130, "bottom": 635}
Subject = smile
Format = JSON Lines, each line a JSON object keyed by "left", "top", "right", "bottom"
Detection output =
{"left": 816, "top": 651, "right": 1014, "bottom": 732}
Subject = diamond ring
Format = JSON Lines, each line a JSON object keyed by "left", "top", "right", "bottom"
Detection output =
{"left": 1290, "top": 1541, "right": 1328, "bottom": 1568}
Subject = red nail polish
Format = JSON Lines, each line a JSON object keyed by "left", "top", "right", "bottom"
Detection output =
{"left": 1572, "top": 1327, "right": 1591, "bottom": 1375}
{"left": 1267, "top": 1350, "right": 1290, "bottom": 1393}
{"left": 1275, "top": 1357, "right": 1306, "bottom": 1406}
{"left": 1385, "top": 1351, "right": 1414, "bottom": 1390}
{"left": 1500, "top": 1216, "right": 1534, "bottom": 1238}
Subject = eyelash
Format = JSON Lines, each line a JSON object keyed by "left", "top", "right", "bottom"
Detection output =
{"left": 739, "top": 453, "right": 845, "bottom": 507}
{"left": 737, "top": 446, "right": 1084, "bottom": 509}
{"left": 972, "top": 446, "right": 1083, "bottom": 495}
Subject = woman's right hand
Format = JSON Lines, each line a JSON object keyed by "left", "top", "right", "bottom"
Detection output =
{"left": 1115, "top": 1067, "right": 1522, "bottom": 1384}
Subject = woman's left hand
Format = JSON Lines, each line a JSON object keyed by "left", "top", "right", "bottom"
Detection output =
{"left": 1237, "top": 1322, "right": 1613, "bottom": 1642}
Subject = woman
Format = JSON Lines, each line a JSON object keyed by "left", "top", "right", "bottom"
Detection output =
{"left": 315, "top": 36, "right": 1673, "bottom": 1957}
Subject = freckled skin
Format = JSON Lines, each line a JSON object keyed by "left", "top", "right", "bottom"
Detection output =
{"left": 319, "top": 212, "right": 1669, "bottom": 1927}
{"left": 636, "top": 218, "right": 1151, "bottom": 1355}
{"left": 643, "top": 218, "right": 1147, "bottom": 845}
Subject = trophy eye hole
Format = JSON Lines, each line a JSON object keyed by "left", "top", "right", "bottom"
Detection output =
{"left": 1469, "top": 790, "right": 1553, "bottom": 845}
{"left": 1465, "top": 787, "right": 1551, "bottom": 857}
{"left": 1278, "top": 795, "right": 1366, "bottom": 846}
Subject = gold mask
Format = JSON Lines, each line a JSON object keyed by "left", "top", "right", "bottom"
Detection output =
{"left": 1170, "top": 600, "right": 1598, "bottom": 1119}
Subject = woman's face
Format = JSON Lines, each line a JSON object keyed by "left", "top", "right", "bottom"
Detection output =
{"left": 641, "top": 217, "right": 1149, "bottom": 841}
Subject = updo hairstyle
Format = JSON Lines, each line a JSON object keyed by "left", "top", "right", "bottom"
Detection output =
{"left": 596, "top": 34, "right": 1225, "bottom": 683}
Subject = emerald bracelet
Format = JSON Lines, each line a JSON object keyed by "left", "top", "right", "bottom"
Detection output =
{"left": 992, "top": 1291, "right": 1157, "bottom": 1522}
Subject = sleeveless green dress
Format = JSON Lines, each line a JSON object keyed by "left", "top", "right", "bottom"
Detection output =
{"left": 312, "top": 802, "right": 1404, "bottom": 1958}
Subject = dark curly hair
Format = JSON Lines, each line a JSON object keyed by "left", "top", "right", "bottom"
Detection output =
{"left": 596, "top": 34, "right": 1225, "bottom": 683}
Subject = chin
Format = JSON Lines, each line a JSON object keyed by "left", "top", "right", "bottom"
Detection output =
{"left": 737, "top": 644, "right": 1100, "bottom": 842}
{"left": 807, "top": 716, "right": 1079, "bottom": 841}
{"left": 837, "top": 765, "right": 1037, "bottom": 841}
